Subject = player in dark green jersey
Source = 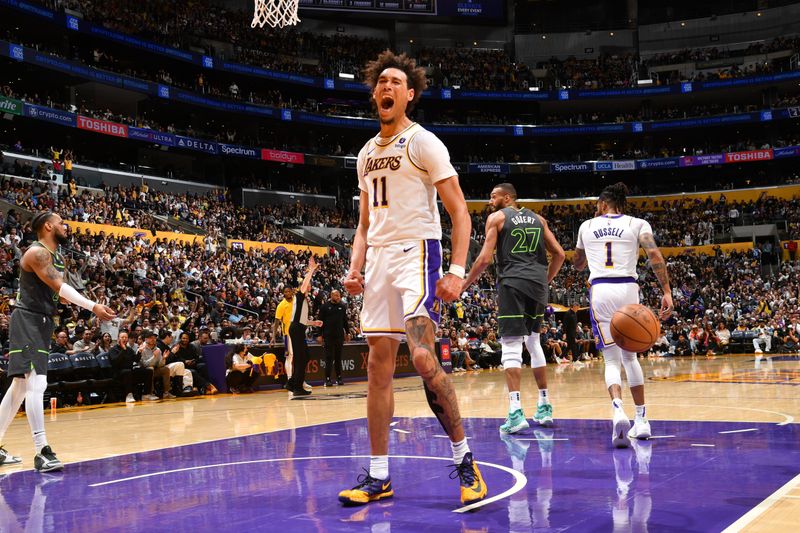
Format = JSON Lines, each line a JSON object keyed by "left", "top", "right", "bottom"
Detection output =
{"left": 0, "top": 212, "right": 115, "bottom": 472}
{"left": 463, "top": 183, "right": 565, "bottom": 433}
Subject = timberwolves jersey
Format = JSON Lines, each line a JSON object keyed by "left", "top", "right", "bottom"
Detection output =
{"left": 356, "top": 122, "right": 457, "bottom": 247}
{"left": 497, "top": 207, "right": 548, "bottom": 297}
{"left": 17, "top": 241, "right": 65, "bottom": 316}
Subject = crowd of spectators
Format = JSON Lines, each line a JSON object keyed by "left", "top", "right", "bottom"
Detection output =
{"left": 451, "top": 193, "right": 800, "bottom": 251}
{"left": 1, "top": 173, "right": 799, "bottom": 402}
{"left": 643, "top": 37, "right": 800, "bottom": 68}
{"left": 0, "top": 166, "right": 358, "bottom": 244}
{"left": 30, "top": 0, "right": 800, "bottom": 93}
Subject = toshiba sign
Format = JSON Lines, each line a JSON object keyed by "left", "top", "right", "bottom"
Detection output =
{"left": 724, "top": 149, "right": 773, "bottom": 163}
{"left": 77, "top": 116, "right": 128, "bottom": 138}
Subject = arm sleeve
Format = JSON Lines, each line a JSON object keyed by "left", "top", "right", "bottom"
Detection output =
{"left": 408, "top": 130, "right": 457, "bottom": 184}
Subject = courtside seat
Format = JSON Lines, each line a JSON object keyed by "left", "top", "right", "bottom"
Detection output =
{"left": 46, "top": 353, "right": 74, "bottom": 392}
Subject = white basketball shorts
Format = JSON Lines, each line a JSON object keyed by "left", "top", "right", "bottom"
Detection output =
{"left": 589, "top": 277, "right": 639, "bottom": 350}
{"left": 361, "top": 239, "right": 442, "bottom": 340}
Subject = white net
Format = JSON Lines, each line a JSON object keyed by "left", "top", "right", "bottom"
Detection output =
{"left": 251, "top": 0, "right": 301, "bottom": 28}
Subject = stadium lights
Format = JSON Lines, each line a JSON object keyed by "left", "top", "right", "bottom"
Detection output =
{"left": 338, "top": 72, "right": 355, "bottom": 79}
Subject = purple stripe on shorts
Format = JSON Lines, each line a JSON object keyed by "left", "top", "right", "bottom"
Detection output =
{"left": 591, "top": 276, "right": 637, "bottom": 285}
{"left": 423, "top": 240, "right": 442, "bottom": 324}
{"left": 588, "top": 285, "right": 605, "bottom": 350}
{"left": 404, "top": 240, "right": 428, "bottom": 320}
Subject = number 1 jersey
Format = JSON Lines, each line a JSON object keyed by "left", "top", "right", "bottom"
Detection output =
{"left": 357, "top": 122, "right": 456, "bottom": 247}
{"left": 575, "top": 214, "right": 653, "bottom": 282}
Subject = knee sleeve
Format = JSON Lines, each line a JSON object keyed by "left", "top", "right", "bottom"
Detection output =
{"left": 524, "top": 333, "right": 547, "bottom": 368}
{"left": 500, "top": 336, "right": 524, "bottom": 369}
{"left": 621, "top": 351, "right": 644, "bottom": 387}
{"left": 26, "top": 373, "right": 47, "bottom": 396}
{"left": 603, "top": 345, "right": 623, "bottom": 388}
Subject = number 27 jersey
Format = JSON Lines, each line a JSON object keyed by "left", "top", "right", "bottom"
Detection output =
{"left": 357, "top": 123, "right": 457, "bottom": 247}
{"left": 575, "top": 214, "right": 653, "bottom": 282}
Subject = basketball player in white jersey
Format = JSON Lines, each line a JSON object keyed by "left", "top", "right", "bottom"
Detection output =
{"left": 573, "top": 183, "right": 673, "bottom": 448}
{"left": 340, "top": 51, "right": 487, "bottom": 507}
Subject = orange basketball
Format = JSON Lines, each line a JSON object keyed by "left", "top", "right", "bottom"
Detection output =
{"left": 610, "top": 304, "right": 660, "bottom": 353}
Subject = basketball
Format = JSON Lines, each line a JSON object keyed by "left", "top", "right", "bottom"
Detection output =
{"left": 610, "top": 304, "right": 660, "bottom": 353}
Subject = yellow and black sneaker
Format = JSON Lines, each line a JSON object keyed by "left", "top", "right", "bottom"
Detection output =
{"left": 451, "top": 452, "right": 488, "bottom": 505}
{"left": 338, "top": 470, "right": 393, "bottom": 506}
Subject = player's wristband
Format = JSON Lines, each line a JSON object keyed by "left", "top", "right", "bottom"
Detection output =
{"left": 447, "top": 265, "right": 466, "bottom": 279}
{"left": 59, "top": 283, "right": 97, "bottom": 311}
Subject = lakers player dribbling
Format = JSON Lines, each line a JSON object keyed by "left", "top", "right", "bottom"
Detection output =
{"left": 339, "top": 50, "right": 488, "bottom": 506}
{"left": 573, "top": 183, "right": 674, "bottom": 448}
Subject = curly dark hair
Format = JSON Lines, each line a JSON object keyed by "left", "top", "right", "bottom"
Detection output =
{"left": 599, "top": 182, "right": 629, "bottom": 210}
{"left": 363, "top": 50, "right": 428, "bottom": 113}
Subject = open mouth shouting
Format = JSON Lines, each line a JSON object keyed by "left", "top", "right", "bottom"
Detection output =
{"left": 379, "top": 94, "right": 395, "bottom": 113}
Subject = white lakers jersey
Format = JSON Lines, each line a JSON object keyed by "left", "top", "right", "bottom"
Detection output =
{"left": 357, "top": 122, "right": 457, "bottom": 247}
{"left": 575, "top": 214, "right": 653, "bottom": 282}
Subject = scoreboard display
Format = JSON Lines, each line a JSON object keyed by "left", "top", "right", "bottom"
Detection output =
{"left": 298, "top": 0, "right": 505, "bottom": 21}
{"left": 298, "top": 0, "right": 435, "bottom": 15}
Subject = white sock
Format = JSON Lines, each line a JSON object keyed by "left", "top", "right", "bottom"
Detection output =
{"left": 635, "top": 405, "right": 646, "bottom": 419}
{"left": 612, "top": 398, "right": 624, "bottom": 410}
{"left": 509, "top": 391, "right": 521, "bottom": 412}
{"left": 451, "top": 437, "right": 470, "bottom": 465}
{"left": 369, "top": 455, "right": 389, "bottom": 480}
{"left": 538, "top": 389, "right": 549, "bottom": 406}
{"left": 25, "top": 371, "right": 48, "bottom": 454}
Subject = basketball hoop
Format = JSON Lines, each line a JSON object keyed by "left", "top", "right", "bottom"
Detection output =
{"left": 251, "top": 0, "right": 300, "bottom": 28}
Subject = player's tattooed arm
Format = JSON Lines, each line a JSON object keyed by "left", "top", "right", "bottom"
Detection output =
{"left": 640, "top": 233, "right": 670, "bottom": 292}
{"left": 26, "top": 246, "right": 64, "bottom": 292}
{"left": 406, "top": 316, "right": 463, "bottom": 439}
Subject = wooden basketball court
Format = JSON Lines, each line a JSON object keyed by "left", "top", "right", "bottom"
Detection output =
{"left": 1, "top": 354, "right": 797, "bottom": 531}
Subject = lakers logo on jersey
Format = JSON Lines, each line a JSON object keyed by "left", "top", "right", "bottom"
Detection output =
{"left": 363, "top": 156, "right": 402, "bottom": 175}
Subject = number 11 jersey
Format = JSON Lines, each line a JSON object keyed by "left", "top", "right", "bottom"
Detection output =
{"left": 357, "top": 122, "right": 456, "bottom": 247}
